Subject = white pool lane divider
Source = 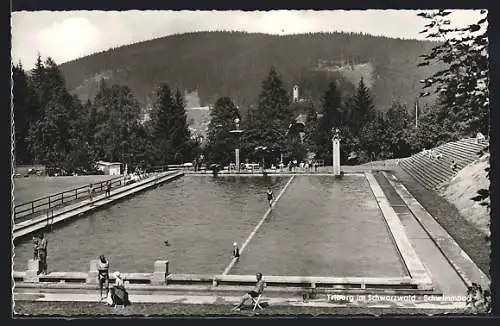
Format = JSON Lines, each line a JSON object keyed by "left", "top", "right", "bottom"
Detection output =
{"left": 222, "top": 175, "right": 295, "bottom": 275}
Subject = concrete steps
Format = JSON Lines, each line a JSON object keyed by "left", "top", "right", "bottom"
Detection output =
{"left": 400, "top": 138, "right": 488, "bottom": 191}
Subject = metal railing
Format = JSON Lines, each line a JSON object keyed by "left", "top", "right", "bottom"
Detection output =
{"left": 14, "top": 175, "right": 125, "bottom": 221}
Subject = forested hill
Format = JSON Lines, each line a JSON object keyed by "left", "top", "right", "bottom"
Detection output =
{"left": 59, "top": 31, "right": 441, "bottom": 111}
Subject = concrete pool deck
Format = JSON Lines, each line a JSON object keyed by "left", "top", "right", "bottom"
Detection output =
{"left": 381, "top": 171, "right": 490, "bottom": 291}
{"left": 364, "top": 172, "right": 433, "bottom": 290}
{"left": 13, "top": 291, "right": 467, "bottom": 311}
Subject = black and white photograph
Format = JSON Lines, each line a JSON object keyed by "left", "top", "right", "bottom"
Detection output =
{"left": 10, "top": 8, "right": 491, "bottom": 316}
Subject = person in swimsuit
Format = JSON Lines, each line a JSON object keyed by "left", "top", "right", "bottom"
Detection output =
{"left": 232, "top": 272, "right": 266, "bottom": 311}
{"left": 88, "top": 183, "right": 94, "bottom": 205}
{"left": 97, "top": 255, "right": 110, "bottom": 300}
{"left": 105, "top": 181, "right": 112, "bottom": 198}
{"left": 266, "top": 188, "right": 274, "bottom": 207}
{"left": 232, "top": 242, "right": 240, "bottom": 258}
{"left": 32, "top": 236, "right": 39, "bottom": 260}
{"left": 36, "top": 233, "right": 48, "bottom": 275}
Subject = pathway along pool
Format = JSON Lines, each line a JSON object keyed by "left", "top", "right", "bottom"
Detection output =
{"left": 13, "top": 176, "right": 287, "bottom": 274}
{"left": 14, "top": 175, "right": 407, "bottom": 277}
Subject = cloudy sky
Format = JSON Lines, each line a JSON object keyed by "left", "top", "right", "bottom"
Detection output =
{"left": 11, "top": 10, "right": 484, "bottom": 69}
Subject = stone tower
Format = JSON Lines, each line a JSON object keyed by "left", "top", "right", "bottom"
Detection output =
{"left": 292, "top": 85, "right": 299, "bottom": 102}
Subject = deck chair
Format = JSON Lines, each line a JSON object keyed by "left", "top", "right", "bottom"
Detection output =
{"left": 252, "top": 293, "right": 263, "bottom": 311}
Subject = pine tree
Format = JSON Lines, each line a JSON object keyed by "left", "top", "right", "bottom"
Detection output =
{"left": 256, "top": 67, "right": 292, "bottom": 124}
{"left": 315, "top": 81, "right": 343, "bottom": 163}
{"left": 149, "top": 86, "right": 191, "bottom": 165}
{"left": 348, "top": 77, "right": 375, "bottom": 136}
{"left": 251, "top": 67, "right": 292, "bottom": 163}
{"left": 150, "top": 84, "right": 173, "bottom": 165}
{"left": 385, "top": 101, "right": 413, "bottom": 158}
{"left": 12, "top": 63, "right": 37, "bottom": 164}
{"left": 358, "top": 111, "right": 389, "bottom": 161}
{"left": 171, "top": 90, "right": 191, "bottom": 164}
{"left": 91, "top": 84, "right": 142, "bottom": 166}
{"left": 25, "top": 56, "right": 85, "bottom": 170}
{"left": 206, "top": 96, "right": 240, "bottom": 165}
{"left": 303, "top": 106, "right": 319, "bottom": 155}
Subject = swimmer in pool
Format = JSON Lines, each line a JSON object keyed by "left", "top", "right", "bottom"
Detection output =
{"left": 266, "top": 188, "right": 274, "bottom": 207}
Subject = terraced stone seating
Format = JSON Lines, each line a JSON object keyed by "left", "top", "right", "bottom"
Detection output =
{"left": 399, "top": 138, "right": 488, "bottom": 190}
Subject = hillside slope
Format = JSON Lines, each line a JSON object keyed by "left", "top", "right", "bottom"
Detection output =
{"left": 58, "top": 31, "right": 441, "bottom": 112}
{"left": 440, "top": 154, "right": 490, "bottom": 237}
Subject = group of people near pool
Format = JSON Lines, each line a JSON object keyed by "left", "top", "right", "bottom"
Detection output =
{"left": 97, "top": 255, "right": 131, "bottom": 307}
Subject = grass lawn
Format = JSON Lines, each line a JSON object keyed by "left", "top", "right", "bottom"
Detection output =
{"left": 13, "top": 175, "right": 117, "bottom": 205}
{"left": 12, "top": 301, "right": 463, "bottom": 317}
{"left": 392, "top": 168, "right": 490, "bottom": 276}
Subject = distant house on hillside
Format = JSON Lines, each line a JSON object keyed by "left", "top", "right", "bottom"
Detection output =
{"left": 96, "top": 161, "right": 122, "bottom": 175}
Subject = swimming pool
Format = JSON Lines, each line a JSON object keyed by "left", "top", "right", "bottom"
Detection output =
{"left": 13, "top": 175, "right": 406, "bottom": 277}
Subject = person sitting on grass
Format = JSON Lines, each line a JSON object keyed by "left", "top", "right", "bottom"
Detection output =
{"left": 107, "top": 271, "right": 131, "bottom": 307}
{"left": 232, "top": 272, "right": 266, "bottom": 311}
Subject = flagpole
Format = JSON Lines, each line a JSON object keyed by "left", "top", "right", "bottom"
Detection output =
{"left": 415, "top": 100, "right": 418, "bottom": 128}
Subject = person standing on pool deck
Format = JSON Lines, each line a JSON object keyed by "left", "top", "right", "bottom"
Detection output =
{"left": 88, "top": 183, "right": 94, "bottom": 205}
{"left": 97, "top": 255, "right": 110, "bottom": 300}
{"left": 266, "top": 187, "right": 274, "bottom": 207}
{"left": 105, "top": 180, "right": 112, "bottom": 198}
{"left": 36, "top": 233, "right": 48, "bottom": 275}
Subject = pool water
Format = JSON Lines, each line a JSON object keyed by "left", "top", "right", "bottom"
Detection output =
{"left": 13, "top": 175, "right": 406, "bottom": 277}
{"left": 13, "top": 176, "right": 287, "bottom": 274}
{"left": 231, "top": 175, "right": 407, "bottom": 277}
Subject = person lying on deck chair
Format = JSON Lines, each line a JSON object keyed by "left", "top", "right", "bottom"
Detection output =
{"left": 232, "top": 272, "right": 266, "bottom": 311}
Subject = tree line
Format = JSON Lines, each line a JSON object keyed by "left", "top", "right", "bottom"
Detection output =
{"left": 13, "top": 9, "right": 488, "bottom": 177}
{"left": 13, "top": 55, "right": 198, "bottom": 173}
{"left": 204, "top": 67, "right": 421, "bottom": 168}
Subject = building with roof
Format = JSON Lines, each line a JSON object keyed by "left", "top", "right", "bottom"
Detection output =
{"left": 96, "top": 161, "right": 122, "bottom": 175}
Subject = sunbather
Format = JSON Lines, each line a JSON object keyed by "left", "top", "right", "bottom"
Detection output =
{"left": 232, "top": 272, "right": 265, "bottom": 311}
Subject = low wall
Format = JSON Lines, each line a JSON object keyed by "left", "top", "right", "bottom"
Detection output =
{"left": 13, "top": 258, "right": 435, "bottom": 294}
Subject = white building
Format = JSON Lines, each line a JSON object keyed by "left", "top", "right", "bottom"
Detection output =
{"left": 96, "top": 161, "right": 122, "bottom": 175}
